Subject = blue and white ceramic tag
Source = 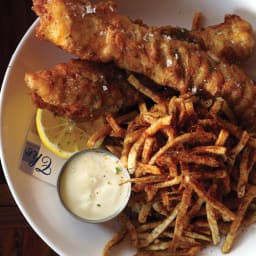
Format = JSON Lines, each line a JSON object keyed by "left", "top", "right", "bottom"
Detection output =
{"left": 19, "top": 115, "right": 66, "bottom": 186}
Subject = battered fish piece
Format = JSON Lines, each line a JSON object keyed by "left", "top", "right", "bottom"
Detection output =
{"left": 33, "top": 0, "right": 256, "bottom": 130}
{"left": 33, "top": 0, "right": 255, "bottom": 64}
{"left": 160, "top": 14, "right": 255, "bottom": 64}
{"left": 191, "top": 14, "right": 254, "bottom": 63}
{"left": 25, "top": 59, "right": 143, "bottom": 121}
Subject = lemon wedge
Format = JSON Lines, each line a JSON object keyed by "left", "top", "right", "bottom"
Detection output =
{"left": 36, "top": 109, "right": 106, "bottom": 158}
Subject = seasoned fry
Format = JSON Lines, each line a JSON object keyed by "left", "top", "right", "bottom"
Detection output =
{"left": 230, "top": 131, "right": 250, "bottom": 159}
{"left": 136, "top": 222, "right": 163, "bottom": 233}
{"left": 167, "top": 151, "right": 221, "bottom": 167}
{"left": 105, "top": 144, "right": 122, "bottom": 158}
{"left": 138, "top": 203, "right": 152, "bottom": 223}
{"left": 136, "top": 162, "right": 162, "bottom": 177}
{"left": 215, "top": 129, "right": 229, "bottom": 146}
{"left": 191, "top": 145, "right": 226, "bottom": 155}
{"left": 206, "top": 203, "right": 221, "bottom": 245}
{"left": 152, "top": 202, "right": 169, "bottom": 216}
{"left": 161, "top": 189, "right": 170, "bottom": 209}
{"left": 102, "top": 226, "right": 127, "bottom": 256}
{"left": 123, "top": 175, "right": 168, "bottom": 186}
{"left": 138, "top": 101, "right": 148, "bottom": 114}
{"left": 86, "top": 125, "right": 111, "bottom": 148}
{"left": 141, "top": 137, "right": 158, "bottom": 164}
{"left": 127, "top": 116, "right": 172, "bottom": 173}
{"left": 106, "top": 113, "right": 126, "bottom": 138}
{"left": 120, "top": 213, "right": 138, "bottom": 247}
{"left": 128, "top": 75, "right": 164, "bottom": 104}
{"left": 237, "top": 147, "right": 250, "bottom": 198}
{"left": 184, "top": 231, "right": 211, "bottom": 242}
{"left": 121, "top": 128, "right": 146, "bottom": 166}
{"left": 189, "top": 169, "right": 227, "bottom": 180}
{"left": 152, "top": 176, "right": 182, "bottom": 190}
{"left": 149, "top": 131, "right": 217, "bottom": 165}
{"left": 139, "top": 204, "right": 179, "bottom": 247}
{"left": 87, "top": 110, "right": 136, "bottom": 148}
{"left": 192, "top": 12, "right": 204, "bottom": 30}
{"left": 170, "top": 186, "right": 192, "bottom": 251}
{"left": 206, "top": 184, "right": 221, "bottom": 245}
{"left": 222, "top": 185, "right": 256, "bottom": 253}
{"left": 187, "top": 177, "right": 236, "bottom": 221}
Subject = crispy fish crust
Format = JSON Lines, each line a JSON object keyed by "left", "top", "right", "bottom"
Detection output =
{"left": 33, "top": 0, "right": 256, "bottom": 129}
{"left": 25, "top": 59, "right": 143, "bottom": 121}
{"left": 33, "top": 0, "right": 255, "bottom": 64}
{"left": 191, "top": 14, "right": 255, "bottom": 64}
{"left": 159, "top": 14, "right": 255, "bottom": 64}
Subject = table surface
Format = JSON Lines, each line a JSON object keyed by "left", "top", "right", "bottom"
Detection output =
{"left": 0, "top": 1, "right": 58, "bottom": 254}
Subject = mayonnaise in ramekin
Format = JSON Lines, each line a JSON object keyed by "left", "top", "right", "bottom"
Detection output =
{"left": 57, "top": 149, "right": 131, "bottom": 223}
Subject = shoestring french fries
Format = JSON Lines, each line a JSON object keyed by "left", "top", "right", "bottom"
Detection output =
{"left": 100, "top": 80, "right": 256, "bottom": 255}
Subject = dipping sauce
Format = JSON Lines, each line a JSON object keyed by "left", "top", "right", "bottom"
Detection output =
{"left": 58, "top": 149, "right": 131, "bottom": 222}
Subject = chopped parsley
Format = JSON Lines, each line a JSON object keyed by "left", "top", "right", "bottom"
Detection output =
{"left": 115, "top": 167, "right": 122, "bottom": 174}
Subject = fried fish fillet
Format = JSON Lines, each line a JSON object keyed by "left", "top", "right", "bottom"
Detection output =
{"left": 190, "top": 14, "right": 254, "bottom": 63}
{"left": 32, "top": 0, "right": 256, "bottom": 129}
{"left": 159, "top": 14, "right": 254, "bottom": 64}
{"left": 33, "top": 0, "right": 254, "bottom": 64}
{"left": 25, "top": 59, "right": 143, "bottom": 121}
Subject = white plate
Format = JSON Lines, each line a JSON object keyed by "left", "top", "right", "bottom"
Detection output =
{"left": 1, "top": 0, "right": 256, "bottom": 255}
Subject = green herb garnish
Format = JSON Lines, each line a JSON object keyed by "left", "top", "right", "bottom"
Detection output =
{"left": 115, "top": 167, "right": 122, "bottom": 174}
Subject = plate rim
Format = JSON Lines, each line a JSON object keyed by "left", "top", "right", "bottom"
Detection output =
{"left": 0, "top": 18, "right": 63, "bottom": 254}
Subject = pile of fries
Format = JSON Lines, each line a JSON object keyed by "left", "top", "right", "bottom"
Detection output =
{"left": 78, "top": 11, "right": 256, "bottom": 255}
{"left": 96, "top": 74, "right": 256, "bottom": 256}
